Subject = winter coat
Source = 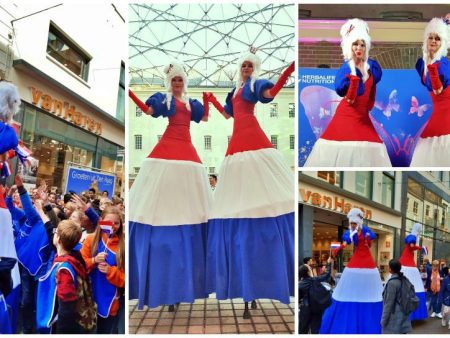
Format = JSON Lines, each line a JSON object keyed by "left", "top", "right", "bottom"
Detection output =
{"left": 381, "top": 273, "right": 412, "bottom": 334}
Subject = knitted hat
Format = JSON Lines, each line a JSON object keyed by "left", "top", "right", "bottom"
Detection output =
{"left": 422, "top": 18, "right": 449, "bottom": 66}
{"left": 163, "top": 61, "right": 190, "bottom": 111}
{"left": 340, "top": 19, "right": 371, "bottom": 81}
{"left": 0, "top": 82, "right": 21, "bottom": 123}
{"left": 234, "top": 47, "right": 261, "bottom": 96}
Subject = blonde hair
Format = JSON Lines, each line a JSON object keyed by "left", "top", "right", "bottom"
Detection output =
{"left": 57, "top": 220, "right": 82, "bottom": 251}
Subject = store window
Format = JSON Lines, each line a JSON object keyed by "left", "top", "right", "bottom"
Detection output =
{"left": 271, "top": 135, "right": 278, "bottom": 149}
{"left": 204, "top": 135, "right": 211, "bottom": 150}
{"left": 116, "top": 61, "right": 125, "bottom": 122}
{"left": 270, "top": 103, "right": 278, "bottom": 118}
{"left": 135, "top": 135, "right": 142, "bottom": 150}
{"left": 355, "top": 171, "right": 372, "bottom": 199}
{"left": 381, "top": 172, "right": 394, "bottom": 208}
{"left": 288, "top": 103, "right": 295, "bottom": 118}
{"left": 47, "top": 22, "right": 90, "bottom": 80}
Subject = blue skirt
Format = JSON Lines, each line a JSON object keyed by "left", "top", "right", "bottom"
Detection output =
{"left": 129, "top": 221, "right": 208, "bottom": 309}
{"left": 206, "top": 212, "right": 294, "bottom": 304}
{"left": 320, "top": 298, "right": 383, "bottom": 334}
{"left": 411, "top": 291, "right": 428, "bottom": 321}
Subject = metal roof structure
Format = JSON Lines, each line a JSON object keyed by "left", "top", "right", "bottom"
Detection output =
{"left": 129, "top": 3, "right": 295, "bottom": 88}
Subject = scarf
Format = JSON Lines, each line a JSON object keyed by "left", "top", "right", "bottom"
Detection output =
{"left": 430, "top": 270, "right": 441, "bottom": 294}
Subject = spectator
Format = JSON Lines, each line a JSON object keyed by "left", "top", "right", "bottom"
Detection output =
{"left": 209, "top": 174, "right": 217, "bottom": 191}
{"left": 298, "top": 257, "right": 333, "bottom": 334}
{"left": 439, "top": 266, "right": 450, "bottom": 329}
{"left": 419, "top": 264, "right": 428, "bottom": 288}
{"left": 430, "top": 260, "right": 442, "bottom": 318}
{"left": 381, "top": 259, "right": 412, "bottom": 334}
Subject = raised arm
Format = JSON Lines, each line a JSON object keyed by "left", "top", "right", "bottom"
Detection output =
{"left": 129, "top": 89, "right": 154, "bottom": 115}
{"left": 203, "top": 92, "right": 231, "bottom": 119}
{"left": 263, "top": 61, "right": 295, "bottom": 99}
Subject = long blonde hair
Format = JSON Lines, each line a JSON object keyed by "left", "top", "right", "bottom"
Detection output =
{"left": 90, "top": 206, "right": 125, "bottom": 270}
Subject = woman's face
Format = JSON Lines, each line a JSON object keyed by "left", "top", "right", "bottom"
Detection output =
{"left": 350, "top": 222, "right": 358, "bottom": 230}
{"left": 240, "top": 61, "right": 254, "bottom": 80}
{"left": 427, "top": 33, "right": 441, "bottom": 57}
{"left": 103, "top": 213, "right": 121, "bottom": 233}
{"left": 171, "top": 76, "right": 184, "bottom": 95}
{"left": 352, "top": 40, "right": 366, "bottom": 61}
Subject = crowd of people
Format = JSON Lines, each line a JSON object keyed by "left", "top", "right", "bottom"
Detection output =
{"left": 299, "top": 208, "right": 450, "bottom": 334}
{"left": 0, "top": 175, "right": 125, "bottom": 334}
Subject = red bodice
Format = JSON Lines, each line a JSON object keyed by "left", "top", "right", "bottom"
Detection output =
{"left": 347, "top": 232, "right": 377, "bottom": 269}
{"left": 148, "top": 99, "right": 202, "bottom": 163}
{"left": 320, "top": 75, "right": 382, "bottom": 143}
{"left": 399, "top": 244, "right": 418, "bottom": 267}
{"left": 225, "top": 89, "right": 273, "bottom": 156}
{"left": 421, "top": 86, "right": 450, "bottom": 138}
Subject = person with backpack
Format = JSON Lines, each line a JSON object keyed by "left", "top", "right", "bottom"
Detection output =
{"left": 37, "top": 220, "right": 95, "bottom": 333}
{"left": 299, "top": 257, "right": 333, "bottom": 334}
{"left": 381, "top": 259, "right": 414, "bottom": 334}
{"left": 439, "top": 266, "right": 450, "bottom": 329}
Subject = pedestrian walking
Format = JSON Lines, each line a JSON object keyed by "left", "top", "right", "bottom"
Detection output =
{"left": 381, "top": 259, "right": 412, "bottom": 334}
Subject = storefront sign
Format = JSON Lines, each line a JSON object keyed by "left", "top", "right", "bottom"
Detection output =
{"left": 300, "top": 188, "right": 373, "bottom": 219}
{"left": 65, "top": 166, "right": 115, "bottom": 197}
{"left": 30, "top": 87, "right": 102, "bottom": 135}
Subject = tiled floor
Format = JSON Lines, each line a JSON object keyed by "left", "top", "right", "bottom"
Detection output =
{"left": 129, "top": 296, "right": 295, "bottom": 334}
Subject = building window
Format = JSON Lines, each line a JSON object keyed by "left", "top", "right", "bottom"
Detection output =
{"left": 204, "top": 135, "right": 212, "bottom": 150}
{"left": 413, "top": 201, "right": 419, "bottom": 215}
{"left": 209, "top": 167, "right": 215, "bottom": 174}
{"left": 381, "top": 172, "right": 394, "bottom": 208}
{"left": 134, "top": 167, "right": 140, "bottom": 174}
{"left": 271, "top": 135, "right": 278, "bottom": 149}
{"left": 136, "top": 107, "right": 142, "bottom": 117}
{"left": 289, "top": 135, "right": 295, "bottom": 150}
{"left": 116, "top": 62, "right": 125, "bottom": 122}
{"left": 47, "top": 23, "right": 91, "bottom": 80}
{"left": 288, "top": 103, "right": 295, "bottom": 118}
{"left": 317, "top": 171, "right": 339, "bottom": 185}
{"left": 355, "top": 172, "right": 372, "bottom": 199}
{"left": 270, "top": 103, "right": 278, "bottom": 118}
{"left": 227, "top": 136, "right": 231, "bottom": 144}
{"left": 425, "top": 204, "right": 430, "bottom": 217}
{"left": 135, "top": 135, "right": 142, "bottom": 150}
{"left": 157, "top": 135, "right": 162, "bottom": 141}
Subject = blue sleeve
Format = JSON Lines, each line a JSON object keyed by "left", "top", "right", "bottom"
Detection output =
{"left": 0, "top": 122, "right": 19, "bottom": 154}
{"left": 368, "top": 59, "right": 382, "bottom": 84}
{"left": 415, "top": 58, "right": 426, "bottom": 87}
{"left": 254, "top": 79, "right": 274, "bottom": 104}
{"left": 19, "top": 191, "right": 41, "bottom": 226}
{"left": 342, "top": 230, "right": 352, "bottom": 244}
{"left": 85, "top": 207, "right": 99, "bottom": 226}
{"left": 334, "top": 62, "right": 364, "bottom": 97}
{"left": 5, "top": 196, "right": 25, "bottom": 223}
{"left": 189, "top": 99, "right": 204, "bottom": 123}
{"left": 404, "top": 234, "right": 417, "bottom": 245}
{"left": 223, "top": 90, "right": 234, "bottom": 117}
{"left": 145, "top": 92, "right": 170, "bottom": 118}
{"left": 362, "top": 226, "right": 376, "bottom": 240}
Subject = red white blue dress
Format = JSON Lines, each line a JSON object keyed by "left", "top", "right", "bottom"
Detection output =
{"left": 305, "top": 59, "right": 391, "bottom": 167}
{"left": 411, "top": 57, "right": 450, "bottom": 166}
{"left": 399, "top": 234, "right": 428, "bottom": 320}
{"left": 206, "top": 78, "right": 294, "bottom": 304}
{"left": 128, "top": 94, "right": 211, "bottom": 309}
{"left": 320, "top": 227, "right": 383, "bottom": 334}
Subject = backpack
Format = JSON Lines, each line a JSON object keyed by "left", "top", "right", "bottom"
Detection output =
{"left": 60, "top": 263, "right": 97, "bottom": 331}
{"left": 74, "top": 274, "right": 97, "bottom": 331}
{"left": 389, "top": 276, "right": 419, "bottom": 314}
{"left": 308, "top": 279, "right": 332, "bottom": 313}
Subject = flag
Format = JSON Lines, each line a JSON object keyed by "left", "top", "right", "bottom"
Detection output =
{"left": 330, "top": 242, "right": 341, "bottom": 249}
{"left": 0, "top": 161, "right": 12, "bottom": 178}
{"left": 99, "top": 221, "right": 114, "bottom": 237}
{"left": 421, "top": 246, "right": 428, "bottom": 256}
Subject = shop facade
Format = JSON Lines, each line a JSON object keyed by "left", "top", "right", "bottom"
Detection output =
{"left": 299, "top": 171, "right": 402, "bottom": 280}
